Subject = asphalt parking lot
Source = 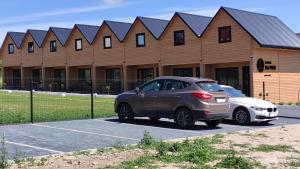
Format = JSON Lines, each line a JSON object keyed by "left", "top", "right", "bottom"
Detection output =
{"left": 1, "top": 114, "right": 300, "bottom": 159}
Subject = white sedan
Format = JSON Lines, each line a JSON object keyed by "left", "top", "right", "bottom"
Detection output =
{"left": 221, "top": 85, "right": 278, "bottom": 125}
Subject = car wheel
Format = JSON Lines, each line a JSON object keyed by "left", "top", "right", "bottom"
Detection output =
{"left": 175, "top": 108, "right": 195, "bottom": 129}
{"left": 234, "top": 108, "right": 250, "bottom": 125}
{"left": 205, "top": 120, "right": 221, "bottom": 127}
{"left": 117, "top": 103, "right": 134, "bottom": 122}
{"left": 149, "top": 117, "right": 160, "bottom": 121}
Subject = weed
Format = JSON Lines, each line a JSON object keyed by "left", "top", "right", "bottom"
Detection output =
{"left": 0, "top": 136, "right": 8, "bottom": 169}
{"left": 118, "top": 156, "right": 156, "bottom": 169}
{"left": 139, "top": 131, "right": 156, "bottom": 148}
{"left": 13, "top": 149, "right": 26, "bottom": 165}
{"left": 111, "top": 141, "right": 125, "bottom": 150}
{"left": 36, "top": 157, "right": 48, "bottom": 166}
{"left": 253, "top": 144, "right": 293, "bottom": 152}
{"left": 210, "top": 134, "right": 224, "bottom": 144}
{"left": 288, "top": 102, "right": 293, "bottom": 105}
{"left": 232, "top": 143, "right": 250, "bottom": 148}
{"left": 73, "top": 150, "right": 90, "bottom": 156}
{"left": 288, "top": 159, "right": 300, "bottom": 167}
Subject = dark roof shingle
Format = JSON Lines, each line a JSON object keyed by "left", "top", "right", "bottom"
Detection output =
{"left": 222, "top": 7, "right": 300, "bottom": 49}
{"left": 27, "top": 29, "right": 48, "bottom": 48}
{"left": 50, "top": 27, "right": 72, "bottom": 46}
{"left": 176, "top": 12, "right": 212, "bottom": 37}
{"left": 138, "top": 17, "right": 169, "bottom": 39}
{"left": 297, "top": 33, "right": 300, "bottom": 38}
{"left": 76, "top": 24, "right": 100, "bottom": 44}
{"left": 104, "top": 21, "right": 131, "bottom": 42}
{"left": 7, "top": 32, "right": 25, "bottom": 48}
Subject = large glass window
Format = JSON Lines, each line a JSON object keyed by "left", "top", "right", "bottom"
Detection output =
{"left": 164, "top": 80, "right": 184, "bottom": 91}
{"left": 173, "top": 68, "right": 193, "bottom": 77}
{"left": 54, "top": 69, "right": 66, "bottom": 90}
{"left": 78, "top": 69, "right": 91, "bottom": 83}
{"left": 141, "top": 80, "right": 164, "bottom": 93}
{"left": 75, "top": 39, "right": 82, "bottom": 51}
{"left": 28, "top": 42, "right": 34, "bottom": 53}
{"left": 196, "top": 82, "right": 223, "bottom": 92}
{"left": 103, "top": 36, "right": 112, "bottom": 49}
{"left": 137, "top": 68, "right": 154, "bottom": 85}
{"left": 50, "top": 40, "right": 57, "bottom": 52}
{"left": 216, "top": 67, "right": 239, "bottom": 89}
{"left": 8, "top": 43, "right": 14, "bottom": 54}
{"left": 106, "top": 68, "right": 122, "bottom": 94}
{"left": 136, "top": 33, "right": 145, "bottom": 47}
{"left": 174, "top": 30, "right": 185, "bottom": 46}
{"left": 219, "top": 26, "right": 231, "bottom": 43}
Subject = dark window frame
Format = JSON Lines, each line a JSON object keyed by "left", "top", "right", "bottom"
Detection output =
{"left": 218, "top": 26, "right": 232, "bottom": 43}
{"left": 28, "top": 42, "right": 34, "bottom": 53}
{"left": 50, "top": 40, "right": 57, "bottom": 52}
{"left": 174, "top": 30, "right": 185, "bottom": 46}
{"left": 8, "top": 43, "right": 14, "bottom": 54}
{"left": 103, "top": 36, "right": 112, "bottom": 49}
{"left": 75, "top": 39, "right": 83, "bottom": 51}
{"left": 136, "top": 33, "right": 145, "bottom": 48}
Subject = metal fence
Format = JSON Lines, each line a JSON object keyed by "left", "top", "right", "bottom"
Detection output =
{"left": 0, "top": 78, "right": 117, "bottom": 125}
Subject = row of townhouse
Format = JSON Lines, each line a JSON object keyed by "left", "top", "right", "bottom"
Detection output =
{"left": 1, "top": 7, "right": 300, "bottom": 102}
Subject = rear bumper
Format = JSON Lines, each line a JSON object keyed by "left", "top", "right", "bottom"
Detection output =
{"left": 193, "top": 110, "right": 229, "bottom": 121}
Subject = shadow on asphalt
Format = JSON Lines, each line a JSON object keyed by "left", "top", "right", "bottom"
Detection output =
{"left": 105, "top": 118, "right": 223, "bottom": 131}
{"left": 105, "top": 118, "right": 276, "bottom": 130}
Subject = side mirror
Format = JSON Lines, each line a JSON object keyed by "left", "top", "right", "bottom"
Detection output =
{"left": 134, "top": 87, "right": 140, "bottom": 93}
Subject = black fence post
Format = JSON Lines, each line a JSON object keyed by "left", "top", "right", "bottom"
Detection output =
{"left": 91, "top": 80, "right": 94, "bottom": 119}
{"left": 30, "top": 79, "right": 34, "bottom": 123}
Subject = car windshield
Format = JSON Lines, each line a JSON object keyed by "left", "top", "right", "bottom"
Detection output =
{"left": 223, "top": 87, "right": 246, "bottom": 98}
{"left": 196, "top": 81, "right": 224, "bottom": 92}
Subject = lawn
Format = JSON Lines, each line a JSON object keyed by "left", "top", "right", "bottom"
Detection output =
{"left": 0, "top": 90, "right": 115, "bottom": 125}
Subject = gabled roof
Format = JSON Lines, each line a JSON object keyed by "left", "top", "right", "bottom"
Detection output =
{"left": 26, "top": 29, "right": 48, "bottom": 48}
{"left": 75, "top": 24, "right": 100, "bottom": 44}
{"left": 96, "top": 20, "right": 132, "bottom": 42}
{"left": 5, "top": 32, "right": 25, "bottom": 49}
{"left": 49, "top": 27, "right": 72, "bottom": 46}
{"left": 297, "top": 33, "right": 300, "bottom": 38}
{"left": 176, "top": 12, "right": 212, "bottom": 37}
{"left": 137, "top": 17, "right": 169, "bottom": 39}
{"left": 221, "top": 7, "right": 300, "bottom": 50}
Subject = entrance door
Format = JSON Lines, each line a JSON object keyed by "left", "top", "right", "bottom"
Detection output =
{"left": 242, "top": 66, "right": 250, "bottom": 96}
{"left": 216, "top": 67, "right": 239, "bottom": 89}
{"left": 54, "top": 69, "right": 66, "bottom": 91}
{"left": 106, "top": 68, "right": 122, "bottom": 94}
{"left": 32, "top": 69, "right": 42, "bottom": 89}
{"left": 173, "top": 68, "right": 193, "bottom": 77}
{"left": 137, "top": 68, "right": 154, "bottom": 86}
{"left": 12, "top": 69, "right": 21, "bottom": 89}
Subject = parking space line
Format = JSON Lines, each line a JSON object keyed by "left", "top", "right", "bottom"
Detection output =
{"left": 32, "top": 124, "right": 139, "bottom": 141}
{"left": 6, "top": 141, "right": 63, "bottom": 154}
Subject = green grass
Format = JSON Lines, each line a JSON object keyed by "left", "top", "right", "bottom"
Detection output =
{"left": 252, "top": 144, "right": 293, "bottom": 152}
{"left": 111, "top": 132, "right": 264, "bottom": 169}
{"left": 0, "top": 91, "right": 115, "bottom": 125}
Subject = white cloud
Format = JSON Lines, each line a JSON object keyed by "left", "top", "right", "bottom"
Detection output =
{"left": 102, "top": 0, "right": 124, "bottom": 6}
{"left": 0, "top": 1, "right": 137, "bottom": 26}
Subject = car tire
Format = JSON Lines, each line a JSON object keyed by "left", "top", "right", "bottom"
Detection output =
{"left": 205, "top": 120, "right": 221, "bottom": 127}
{"left": 149, "top": 117, "right": 160, "bottom": 121}
{"left": 175, "top": 108, "right": 195, "bottom": 129}
{"left": 117, "top": 103, "right": 134, "bottom": 122}
{"left": 233, "top": 107, "right": 251, "bottom": 125}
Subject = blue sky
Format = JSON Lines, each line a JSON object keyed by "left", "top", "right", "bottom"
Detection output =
{"left": 0, "top": 0, "right": 299, "bottom": 45}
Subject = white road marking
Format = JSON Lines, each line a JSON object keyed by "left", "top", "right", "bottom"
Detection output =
{"left": 6, "top": 141, "right": 63, "bottom": 153}
{"left": 31, "top": 124, "right": 139, "bottom": 141}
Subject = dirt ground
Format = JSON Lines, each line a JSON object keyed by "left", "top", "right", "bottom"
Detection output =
{"left": 9, "top": 124, "right": 300, "bottom": 169}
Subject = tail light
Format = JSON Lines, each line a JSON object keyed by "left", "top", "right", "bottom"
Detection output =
{"left": 192, "top": 92, "right": 212, "bottom": 101}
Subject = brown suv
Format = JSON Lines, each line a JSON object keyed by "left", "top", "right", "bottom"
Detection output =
{"left": 115, "top": 76, "right": 229, "bottom": 129}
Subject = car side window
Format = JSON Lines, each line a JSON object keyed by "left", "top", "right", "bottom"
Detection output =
{"left": 164, "top": 80, "right": 183, "bottom": 91}
{"left": 141, "top": 80, "right": 164, "bottom": 93}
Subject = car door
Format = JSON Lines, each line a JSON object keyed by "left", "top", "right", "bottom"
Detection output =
{"left": 133, "top": 80, "right": 164, "bottom": 117}
{"left": 158, "top": 80, "right": 186, "bottom": 118}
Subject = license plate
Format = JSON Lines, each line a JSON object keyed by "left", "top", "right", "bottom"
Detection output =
{"left": 216, "top": 98, "right": 226, "bottom": 103}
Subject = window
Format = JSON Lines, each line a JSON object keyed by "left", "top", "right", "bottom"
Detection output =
{"left": 141, "top": 80, "right": 164, "bottom": 93}
{"left": 8, "top": 43, "right": 14, "bottom": 54}
{"left": 103, "top": 36, "right": 112, "bottom": 49}
{"left": 173, "top": 68, "right": 193, "bottom": 77}
{"left": 218, "top": 26, "right": 231, "bottom": 43}
{"left": 75, "top": 39, "right": 82, "bottom": 51}
{"left": 50, "top": 40, "right": 57, "bottom": 52}
{"left": 28, "top": 42, "right": 34, "bottom": 53}
{"left": 137, "top": 68, "right": 154, "bottom": 85}
{"left": 174, "top": 30, "right": 185, "bottom": 46}
{"left": 196, "top": 82, "right": 224, "bottom": 92}
{"left": 136, "top": 33, "right": 145, "bottom": 47}
{"left": 164, "top": 80, "right": 190, "bottom": 91}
